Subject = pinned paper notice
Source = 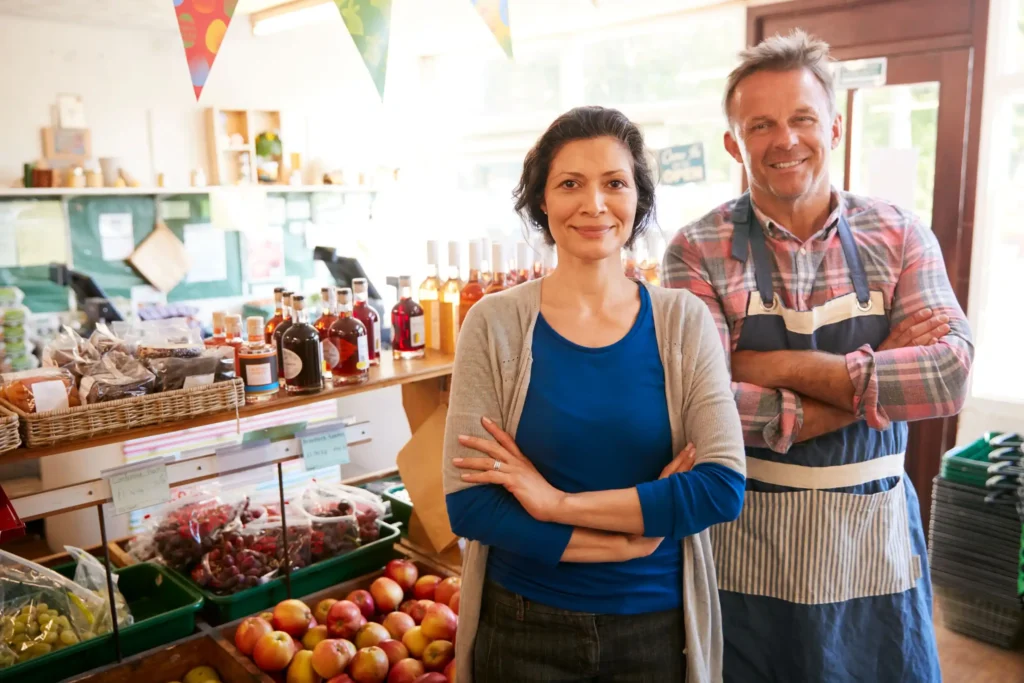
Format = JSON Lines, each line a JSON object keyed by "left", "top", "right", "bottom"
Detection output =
{"left": 99, "top": 213, "right": 135, "bottom": 261}
{"left": 102, "top": 458, "right": 171, "bottom": 516}
{"left": 301, "top": 423, "right": 349, "bottom": 471}
{"left": 184, "top": 224, "right": 228, "bottom": 283}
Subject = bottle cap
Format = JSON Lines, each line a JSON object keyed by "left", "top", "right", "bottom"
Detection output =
{"left": 448, "top": 241, "right": 461, "bottom": 270}
{"left": 226, "top": 314, "right": 243, "bottom": 336}
{"left": 427, "top": 240, "right": 440, "bottom": 266}
{"left": 468, "top": 241, "right": 482, "bottom": 269}
{"left": 492, "top": 243, "right": 505, "bottom": 270}
{"left": 517, "top": 242, "right": 531, "bottom": 268}
{"left": 337, "top": 287, "right": 353, "bottom": 306}
{"left": 212, "top": 311, "right": 226, "bottom": 332}
{"left": 246, "top": 316, "right": 264, "bottom": 340}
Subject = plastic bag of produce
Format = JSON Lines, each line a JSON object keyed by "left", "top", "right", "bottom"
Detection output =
{"left": 63, "top": 547, "right": 133, "bottom": 632}
{"left": 0, "top": 367, "right": 80, "bottom": 413}
{"left": 130, "top": 488, "right": 249, "bottom": 572}
{"left": 298, "top": 484, "right": 386, "bottom": 562}
{"left": 145, "top": 349, "right": 235, "bottom": 392}
{"left": 79, "top": 351, "right": 157, "bottom": 405}
{"left": 136, "top": 319, "right": 205, "bottom": 361}
{"left": 42, "top": 326, "right": 101, "bottom": 382}
{"left": 0, "top": 549, "right": 108, "bottom": 668}
{"left": 88, "top": 322, "right": 131, "bottom": 356}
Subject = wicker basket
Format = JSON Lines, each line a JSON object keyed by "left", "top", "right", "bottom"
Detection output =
{"left": 0, "top": 402, "right": 20, "bottom": 454}
{"left": 1, "top": 378, "right": 244, "bottom": 448}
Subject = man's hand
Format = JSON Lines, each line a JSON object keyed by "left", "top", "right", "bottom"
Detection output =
{"left": 878, "top": 308, "right": 950, "bottom": 351}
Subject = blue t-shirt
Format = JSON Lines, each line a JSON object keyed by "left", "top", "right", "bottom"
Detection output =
{"left": 446, "top": 283, "right": 744, "bottom": 615}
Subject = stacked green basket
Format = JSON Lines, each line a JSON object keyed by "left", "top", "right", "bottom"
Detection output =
{"left": 930, "top": 432, "right": 1024, "bottom": 648}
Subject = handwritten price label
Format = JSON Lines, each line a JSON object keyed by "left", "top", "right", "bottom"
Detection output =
{"left": 302, "top": 430, "right": 349, "bottom": 471}
{"left": 107, "top": 462, "right": 170, "bottom": 515}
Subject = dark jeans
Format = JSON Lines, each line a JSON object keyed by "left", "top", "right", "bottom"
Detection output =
{"left": 473, "top": 581, "right": 686, "bottom": 683}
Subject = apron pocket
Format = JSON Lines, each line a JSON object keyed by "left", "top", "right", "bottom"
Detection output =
{"left": 710, "top": 478, "right": 922, "bottom": 604}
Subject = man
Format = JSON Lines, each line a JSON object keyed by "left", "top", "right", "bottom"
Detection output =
{"left": 663, "top": 30, "right": 973, "bottom": 682}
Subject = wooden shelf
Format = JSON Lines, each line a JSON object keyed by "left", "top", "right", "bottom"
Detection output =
{"left": 0, "top": 185, "right": 379, "bottom": 198}
{"left": 3, "top": 352, "right": 453, "bottom": 463}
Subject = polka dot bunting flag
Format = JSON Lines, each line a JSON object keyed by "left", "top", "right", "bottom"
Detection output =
{"left": 173, "top": 0, "right": 237, "bottom": 100}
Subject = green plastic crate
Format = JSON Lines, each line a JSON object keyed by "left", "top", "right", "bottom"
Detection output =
{"left": 940, "top": 433, "right": 1006, "bottom": 488}
{"left": 172, "top": 520, "right": 401, "bottom": 625}
{"left": 382, "top": 485, "right": 412, "bottom": 535}
{"left": 2, "top": 562, "right": 203, "bottom": 682}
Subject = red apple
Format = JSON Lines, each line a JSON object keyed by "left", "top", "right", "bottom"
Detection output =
{"left": 355, "top": 622, "right": 391, "bottom": 649}
{"left": 401, "top": 625, "right": 431, "bottom": 659}
{"left": 413, "top": 575, "right": 442, "bottom": 601}
{"left": 422, "top": 640, "right": 453, "bottom": 672}
{"left": 312, "top": 638, "right": 356, "bottom": 679}
{"left": 382, "top": 611, "right": 415, "bottom": 640}
{"left": 434, "top": 578, "right": 461, "bottom": 608}
{"left": 346, "top": 589, "right": 377, "bottom": 620}
{"left": 421, "top": 604, "right": 457, "bottom": 642}
{"left": 349, "top": 646, "right": 389, "bottom": 683}
{"left": 443, "top": 660, "right": 456, "bottom": 683}
{"left": 327, "top": 600, "right": 367, "bottom": 640}
{"left": 408, "top": 600, "right": 434, "bottom": 625}
{"left": 378, "top": 638, "right": 409, "bottom": 666}
{"left": 260, "top": 611, "right": 274, "bottom": 622}
{"left": 412, "top": 674, "right": 448, "bottom": 683}
{"left": 370, "top": 577, "right": 405, "bottom": 614}
{"left": 235, "top": 615, "right": 274, "bottom": 656}
{"left": 399, "top": 600, "right": 417, "bottom": 616}
{"left": 385, "top": 559, "right": 419, "bottom": 594}
{"left": 253, "top": 630, "right": 297, "bottom": 672}
{"left": 287, "top": 650, "right": 320, "bottom": 683}
{"left": 303, "top": 624, "right": 330, "bottom": 651}
{"left": 388, "top": 658, "right": 425, "bottom": 683}
{"left": 273, "top": 599, "right": 313, "bottom": 638}
{"left": 315, "top": 598, "right": 338, "bottom": 625}
{"left": 448, "top": 591, "right": 460, "bottom": 616}
{"left": 327, "top": 676, "right": 356, "bottom": 683}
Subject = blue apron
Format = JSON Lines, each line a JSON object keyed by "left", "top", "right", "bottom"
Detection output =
{"left": 710, "top": 195, "right": 941, "bottom": 682}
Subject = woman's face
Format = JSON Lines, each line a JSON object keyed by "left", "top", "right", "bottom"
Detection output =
{"left": 541, "top": 136, "right": 638, "bottom": 264}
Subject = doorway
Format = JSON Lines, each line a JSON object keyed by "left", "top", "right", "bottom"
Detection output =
{"left": 747, "top": 0, "right": 991, "bottom": 528}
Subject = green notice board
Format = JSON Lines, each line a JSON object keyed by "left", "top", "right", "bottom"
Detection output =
{"left": 68, "top": 195, "right": 242, "bottom": 302}
{"left": 0, "top": 266, "right": 68, "bottom": 313}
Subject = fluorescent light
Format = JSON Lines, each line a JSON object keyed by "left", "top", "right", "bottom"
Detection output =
{"left": 251, "top": 0, "right": 336, "bottom": 37}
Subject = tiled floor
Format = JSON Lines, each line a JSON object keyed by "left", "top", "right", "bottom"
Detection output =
{"left": 935, "top": 605, "right": 1024, "bottom": 682}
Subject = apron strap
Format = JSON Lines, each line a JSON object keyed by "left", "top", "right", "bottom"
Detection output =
{"left": 836, "top": 215, "right": 871, "bottom": 306}
{"left": 732, "top": 194, "right": 776, "bottom": 305}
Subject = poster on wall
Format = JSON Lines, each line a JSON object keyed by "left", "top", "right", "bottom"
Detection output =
{"left": 184, "top": 224, "right": 228, "bottom": 283}
{"left": 98, "top": 213, "right": 135, "bottom": 261}
{"left": 245, "top": 227, "right": 286, "bottom": 282}
{"left": 658, "top": 143, "right": 706, "bottom": 186}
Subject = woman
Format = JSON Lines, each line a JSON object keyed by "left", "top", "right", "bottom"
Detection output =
{"left": 443, "top": 106, "right": 746, "bottom": 683}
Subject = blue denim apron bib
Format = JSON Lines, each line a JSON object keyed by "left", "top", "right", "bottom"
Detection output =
{"left": 711, "top": 195, "right": 941, "bottom": 682}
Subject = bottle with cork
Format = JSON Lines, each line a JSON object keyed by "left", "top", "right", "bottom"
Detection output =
{"left": 352, "top": 278, "right": 380, "bottom": 366}
{"left": 281, "top": 295, "right": 324, "bottom": 394}
{"left": 391, "top": 276, "right": 425, "bottom": 360}
{"left": 460, "top": 241, "right": 485, "bottom": 326}
{"left": 206, "top": 311, "right": 227, "bottom": 348}
{"left": 327, "top": 287, "right": 369, "bottom": 385}
{"left": 272, "top": 291, "right": 294, "bottom": 379}
{"left": 238, "top": 316, "right": 279, "bottom": 403}
{"left": 224, "top": 314, "right": 244, "bottom": 375}
{"left": 419, "top": 240, "right": 442, "bottom": 352}
{"left": 314, "top": 286, "right": 338, "bottom": 379}
{"left": 484, "top": 243, "right": 509, "bottom": 295}
{"left": 440, "top": 241, "right": 462, "bottom": 354}
{"left": 264, "top": 287, "right": 286, "bottom": 343}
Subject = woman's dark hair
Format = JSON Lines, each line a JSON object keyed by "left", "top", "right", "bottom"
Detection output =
{"left": 513, "top": 106, "right": 657, "bottom": 249}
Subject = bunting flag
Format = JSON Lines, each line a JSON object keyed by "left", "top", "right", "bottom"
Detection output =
{"left": 173, "top": 0, "right": 238, "bottom": 100}
{"left": 471, "top": 0, "right": 513, "bottom": 58}
{"left": 334, "top": 0, "right": 394, "bottom": 99}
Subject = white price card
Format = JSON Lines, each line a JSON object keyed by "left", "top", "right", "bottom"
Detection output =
{"left": 101, "top": 457, "right": 172, "bottom": 516}
{"left": 300, "top": 423, "right": 350, "bottom": 471}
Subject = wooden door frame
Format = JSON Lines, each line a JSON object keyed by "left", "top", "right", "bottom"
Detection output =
{"left": 746, "top": 0, "right": 991, "bottom": 528}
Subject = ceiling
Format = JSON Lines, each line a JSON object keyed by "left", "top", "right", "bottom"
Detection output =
{"left": 0, "top": 0, "right": 294, "bottom": 32}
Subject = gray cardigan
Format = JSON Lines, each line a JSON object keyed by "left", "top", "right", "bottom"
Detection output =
{"left": 442, "top": 278, "right": 745, "bottom": 683}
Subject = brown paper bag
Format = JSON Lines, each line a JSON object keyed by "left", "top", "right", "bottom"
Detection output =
{"left": 396, "top": 402, "right": 458, "bottom": 552}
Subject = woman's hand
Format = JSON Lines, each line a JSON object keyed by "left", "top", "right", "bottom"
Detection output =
{"left": 627, "top": 443, "right": 697, "bottom": 558}
{"left": 454, "top": 416, "right": 567, "bottom": 522}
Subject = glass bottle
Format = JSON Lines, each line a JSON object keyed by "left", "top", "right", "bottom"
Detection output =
{"left": 264, "top": 287, "right": 286, "bottom": 343}
{"left": 352, "top": 278, "right": 381, "bottom": 366}
{"left": 281, "top": 295, "right": 324, "bottom": 394}
{"left": 224, "top": 314, "right": 244, "bottom": 375}
{"left": 419, "top": 240, "right": 442, "bottom": 352}
{"left": 544, "top": 249, "right": 557, "bottom": 276}
{"left": 440, "top": 241, "right": 462, "bottom": 355}
{"left": 327, "top": 287, "right": 369, "bottom": 385}
{"left": 206, "top": 311, "right": 227, "bottom": 347}
{"left": 479, "top": 237, "right": 493, "bottom": 288}
{"left": 272, "top": 291, "right": 294, "bottom": 379}
{"left": 391, "top": 275, "right": 426, "bottom": 360}
{"left": 532, "top": 250, "right": 545, "bottom": 280}
{"left": 484, "top": 243, "right": 508, "bottom": 295}
{"left": 623, "top": 249, "right": 639, "bottom": 279}
{"left": 515, "top": 242, "right": 531, "bottom": 285}
{"left": 238, "top": 316, "right": 279, "bottom": 403}
{"left": 314, "top": 286, "right": 338, "bottom": 379}
{"left": 459, "top": 241, "right": 485, "bottom": 326}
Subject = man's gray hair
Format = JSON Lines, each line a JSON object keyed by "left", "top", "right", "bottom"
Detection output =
{"left": 723, "top": 29, "right": 837, "bottom": 123}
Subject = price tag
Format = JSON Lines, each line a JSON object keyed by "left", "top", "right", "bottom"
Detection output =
{"left": 101, "top": 458, "right": 171, "bottom": 516}
{"left": 302, "top": 429, "right": 349, "bottom": 471}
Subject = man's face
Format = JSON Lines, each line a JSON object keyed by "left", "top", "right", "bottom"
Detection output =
{"left": 725, "top": 68, "right": 842, "bottom": 204}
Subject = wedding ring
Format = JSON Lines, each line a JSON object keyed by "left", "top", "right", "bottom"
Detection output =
{"left": 493, "top": 460, "right": 502, "bottom": 471}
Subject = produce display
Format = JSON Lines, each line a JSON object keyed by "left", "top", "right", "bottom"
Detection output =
{"left": 0, "top": 548, "right": 133, "bottom": 669}
{"left": 166, "top": 664, "right": 225, "bottom": 683}
{"left": 298, "top": 485, "right": 386, "bottom": 563}
{"left": 232, "top": 559, "right": 461, "bottom": 683}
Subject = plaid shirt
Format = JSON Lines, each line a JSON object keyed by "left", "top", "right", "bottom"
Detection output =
{"left": 662, "top": 190, "right": 974, "bottom": 453}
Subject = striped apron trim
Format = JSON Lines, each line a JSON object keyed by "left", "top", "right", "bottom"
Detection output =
{"left": 745, "top": 452, "right": 906, "bottom": 490}
{"left": 711, "top": 478, "right": 922, "bottom": 605}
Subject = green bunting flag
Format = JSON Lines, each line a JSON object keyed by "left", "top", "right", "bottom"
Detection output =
{"left": 334, "top": 0, "right": 394, "bottom": 98}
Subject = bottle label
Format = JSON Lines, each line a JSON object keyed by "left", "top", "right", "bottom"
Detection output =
{"left": 322, "top": 339, "right": 340, "bottom": 370}
{"left": 373, "top": 320, "right": 381, "bottom": 354}
{"left": 282, "top": 348, "right": 303, "bottom": 380}
{"left": 410, "top": 314, "right": 426, "bottom": 348}
{"left": 357, "top": 335, "right": 369, "bottom": 370}
{"left": 246, "top": 362, "right": 274, "bottom": 387}
{"left": 425, "top": 300, "right": 441, "bottom": 350}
